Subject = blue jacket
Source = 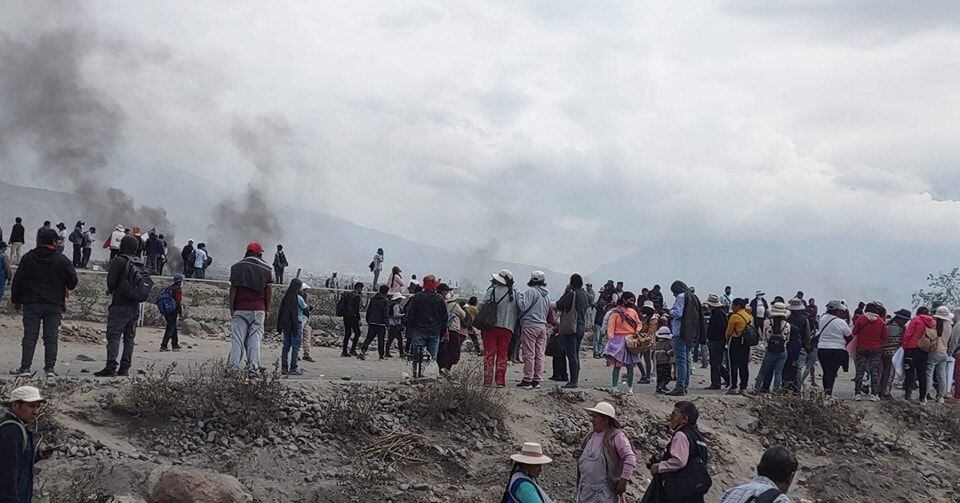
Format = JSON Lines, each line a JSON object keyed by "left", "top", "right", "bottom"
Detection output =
{"left": 0, "top": 409, "right": 35, "bottom": 503}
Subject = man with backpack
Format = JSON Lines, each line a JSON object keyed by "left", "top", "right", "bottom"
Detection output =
{"left": 158, "top": 274, "right": 184, "bottom": 351}
{"left": 94, "top": 235, "right": 153, "bottom": 377}
{"left": 645, "top": 401, "right": 712, "bottom": 502}
{"left": 272, "top": 244, "right": 289, "bottom": 285}
{"left": 9, "top": 228, "right": 78, "bottom": 378}
{"left": 227, "top": 243, "right": 274, "bottom": 378}
{"left": 338, "top": 282, "right": 364, "bottom": 357}
{"left": 719, "top": 446, "right": 797, "bottom": 503}
{"left": 1, "top": 386, "right": 50, "bottom": 503}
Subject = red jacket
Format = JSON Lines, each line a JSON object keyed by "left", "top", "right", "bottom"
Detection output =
{"left": 852, "top": 314, "right": 888, "bottom": 351}
{"left": 902, "top": 315, "right": 935, "bottom": 350}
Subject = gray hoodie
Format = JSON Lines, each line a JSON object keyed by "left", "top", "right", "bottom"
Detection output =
{"left": 485, "top": 282, "right": 519, "bottom": 332}
{"left": 517, "top": 285, "right": 550, "bottom": 327}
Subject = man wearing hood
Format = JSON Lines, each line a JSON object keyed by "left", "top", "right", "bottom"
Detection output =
{"left": 94, "top": 235, "right": 150, "bottom": 377}
{"left": 405, "top": 275, "right": 447, "bottom": 377}
{"left": 109, "top": 225, "right": 125, "bottom": 260}
{"left": 227, "top": 243, "right": 274, "bottom": 378}
{"left": 9, "top": 228, "right": 78, "bottom": 377}
{"left": 667, "top": 280, "right": 704, "bottom": 396}
{"left": 516, "top": 271, "right": 550, "bottom": 389}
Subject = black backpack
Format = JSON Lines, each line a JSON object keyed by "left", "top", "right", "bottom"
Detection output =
{"left": 767, "top": 321, "right": 787, "bottom": 353}
{"left": 737, "top": 313, "right": 761, "bottom": 347}
{"left": 748, "top": 488, "right": 783, "bottom": 503}
{"left": 659, "top": 428, "right": 712, "bottom": 500}
{"left": 335, "top": 295, "right": 348, "bottom": 317}
{"left": 117, "top": 257, "right": 153, "bottom": 302}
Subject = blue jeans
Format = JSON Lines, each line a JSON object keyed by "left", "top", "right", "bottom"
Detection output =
{"left": 411, "top": 328, "right": 441, "bottom": 361}
{"left": 673, "top": 337, "right": 691, "bottom": 390}
{"left": 755, "top": 349, "right": 787, "bottom": 391}
{"left": 593, "top": 324, "right": 604, "bottom": 357}
{"left": 281, "top": 321, "right": 303, "bottom": 371}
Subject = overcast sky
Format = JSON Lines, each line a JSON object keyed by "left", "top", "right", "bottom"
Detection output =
{"left": 3, "top": 1, "right": 960, "bottom": 300}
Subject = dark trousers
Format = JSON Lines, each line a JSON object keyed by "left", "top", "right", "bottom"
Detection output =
{"left": 903, "top": 348, "right": 929, "bottom": 399}
{"left": 20, "top": 303, "right": 62, "bottom": 371}
{"left": 361, "top": 325, "right": 387, "bottom": 357}
{"left": 275, "top": 267, "right": 284, "bottom": 284}
{"left": 341, "top": 316, "right": 362, "bottom": 354}
{"left": 110, "top": 248, "right": 119, "bottom": 260}
{"left": 468, "top": 331, "right": 482, "bottom": 353}
{"left": 161, "top": 312, "right": 179, "bottom": 349}
{"left": 72, "top": 244, "right": 83, "bottom": 267}
{"left": 386, "top": 326, "right": 405, "bottom": 356}
{"left": 879, "top": 354, "right": 895, "bottom": 397}
{"left": 564, "top": 332, "right": 581, "bottom": 385}
{"left": 656, "top": 363, "right": 672, "bottom": 390}
{"left": 819, "top": 348, "right": 850, "bottom": 396}
{"left": 728, "top": 337, "right": 750, "bottom": 390}
{"left": 508, "top": 330, "right": 521, "bottom": 360}
{"left": 106, "top": 304, "right": 139, "bottom": 371}
{"left": 709, "top": 340, "right": 730, "bottom": 387}
{"left": 80, "top": 247, "right": 92, "bottom": 267}
{"left": 551, "top": 350, "right": 568, "bottom": 381}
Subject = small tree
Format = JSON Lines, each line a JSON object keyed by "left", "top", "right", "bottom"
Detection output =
{"left": 912, "top": 268, "right": 960, "bottom": 308}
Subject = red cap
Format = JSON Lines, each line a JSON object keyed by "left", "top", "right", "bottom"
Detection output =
{"left": 422, "top": 275, "right": 438, "bottom": 291}
{"left": 246, "top": 242, "right": 263, "bottom": 254}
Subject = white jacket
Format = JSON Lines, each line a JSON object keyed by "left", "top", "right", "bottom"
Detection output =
{"left": 110, "top": 230, "right": 125, "bottom": 250}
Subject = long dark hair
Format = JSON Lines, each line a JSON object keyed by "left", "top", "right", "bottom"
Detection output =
{"left": 938, "top": 318, "right": 948, "bottom": 337}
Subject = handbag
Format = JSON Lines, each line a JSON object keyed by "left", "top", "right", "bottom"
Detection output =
{"left": 474, "top": 289, "right": 510, "bottom": 331}
{"left": 545, "top": 329, "right": 563, "bottom": 357}
{"left": 558, "top": 306, "right": 578, "bottom": 336}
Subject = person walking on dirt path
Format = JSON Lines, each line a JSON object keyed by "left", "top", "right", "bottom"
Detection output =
{"left": 8, "top": 217, "right": 25, "bottom": 265}
{"left": 603, "top": 291, "right": 644, "bottom": 394}
{"left": 0, "top": 243, "right": 10, "bottom": 301}
{"left": 667, "top": 280, "right": 704, "bottom": 396}
{"left": 720, "top": 446, "right": 797, "bottom": 503}
{"left": 555, "top": 274, "right": 589, "bottom": 389}
{"left": 272, "top": 244, "right": 288, "bottom": 285}
{"left": 481, "top": 269, "right": 518, "bottom": 387}
{"left": 384, "top": 292, "right": 406, "bottom": 358}
{"left": 300, "top": 285, "right": 316, "bottom": 363}
{"left": 879, "top": 309, "right": 909, "bottom": 399}
{"left": 225, "top": 242, "right": 274, "bottom": 378}
{"left": 501, "top": 442, "right": 554, "bottom": 503}
{"left": 725, "top": 298, "right": 754, "bottom": 395}
{"left": 359, "top": 285, "right": 391, "bottom": 360}
{"left": 277, "top": 278, "right": 306, "bottom": 376}
{"left": 370, "top": 248, "right": 384, "bottom": 289}
{"left": 925, "top": 306, "right": 953, "bottom": 404}
{"left": 339, "top": 282, "right": 364, "bottom": 357}
{"left": 108, "top": 225, "right": 124, "bottom": 260}
{"left": 1, "top": 386, "right": 51, "bottom": 503}
{"left": 516, "top": 271, "right": 550, "bottom": 389}
{"left": 9, "top": 228, "right": 78, "bottom": 378}
{"left": 159, "top": 274, "right": 184, "bottom": 352}
{"left": 574, "top": 401, "right": 637, "bottom": 502}
{"left": 80, "top": 227, "right": 95, "bottom": 269}
{"left": 852, "top": 301, "right": 889, "bottom": 401}
{"left": 705, "top": 294, "right": 729, "bottom": 390}
{"left": 643, "top": 401, "right": 711, "bottom": 503}
{"left": 404, "top": 275, "right": 446, "bottom": 376}
{"left": 437, "top": 284, "right": 467, "bottom": 376}
{"left": 754, "top": 302, "right": 791, "bottom": 393}
{"left": 816, "top": 300, "right": 854, "bottom": 396}
{"left": 180, "top": 239, "right": 194, "bottom": 277}
{"left": 93, "top": 235, "right": 150, "bottom": 378}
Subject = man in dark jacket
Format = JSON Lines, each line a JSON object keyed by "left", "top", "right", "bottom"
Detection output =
{"left": 359, "top": 285, "right": 391, "bottom": 360}
{"left": 554, "top": 274, "right": 589, "bottom": 389}
{"left": 340, "top": 282, "right": 364, "bottom": 357}
{"left": 404, "top": 275, "right": 447, "bottom": 367}
{"left": 667, "top": 280, "right": 704, "bottom": 396}
{"left": 0, "top": 386, "right": 47, "bottom": 503}
{"left": 180, "top": 240, "right": 195, "bottom": 277}
{"left": 272, "top": 244, "right": 289, "bottom": 285}
{"left": 704, "top": 294, "right": 730, "bottom": 390}
{"left": 94, "top": 235, "right": 148, "bottom": 378}
{"left": 144, "top": 230, "right": 163, "bottom": 275}
{"left": 227, "top": 242, "right": 274, "bottom": 377}
{"left": 8, "top": 217, "right": 25, "bottom": 265}
{"left": 648, "top": 284, "right": 664, "bottom": 311}
{"left": 9, "top": 228, "right": 78, "bottom": 377}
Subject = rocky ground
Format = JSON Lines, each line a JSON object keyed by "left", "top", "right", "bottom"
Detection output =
{"left": 3, "top": 274, "right": 960, "bottom": 502}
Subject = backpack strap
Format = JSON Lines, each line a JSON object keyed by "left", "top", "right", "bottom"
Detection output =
{"left": 0, "top": 419, "right": 29, "bottom": 453}
{"left": 747, "top": 487, "right": 783, "bottom": 503}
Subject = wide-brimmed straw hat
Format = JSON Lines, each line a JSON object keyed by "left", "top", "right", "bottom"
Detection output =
{"left": 492, "top": 269, "right": 514, "bottom": 285}
{"left": 705, "top": 294, "right": 722, "bottom": 308}
{"left": 585, "top": 401, "right": 621, "bottom": 427}
{"left": 934, "top": 306, "right": 952, "bottom": 321}
{"left": 787, "top": 298, "right": 805, "bottom": 311}
{"left": 510, "top": 442, "right": 552, "bottom": 465}
{"left": 769, "top": 302, "right": 789, "bottom": 318}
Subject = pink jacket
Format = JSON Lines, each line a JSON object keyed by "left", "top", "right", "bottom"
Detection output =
{"left": 902, "top": 315, "right": 935, "bottom": 350}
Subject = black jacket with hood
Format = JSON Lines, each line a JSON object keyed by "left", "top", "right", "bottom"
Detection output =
{"left": 366, "top": 292, "right": 390, "bottom": 326}
{"left": 405, "top": 290, "right": 447, "bottom": 335}
{"left": 107, "top": 236, "right": 143, "bottom": 307}
{"left": 10, "top": 246, "right": 78, "bottom": 306}
{"left": 671, "top": 280, "right": 705, "bottom": 345}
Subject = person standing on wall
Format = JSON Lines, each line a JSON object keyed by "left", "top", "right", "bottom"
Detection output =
{"left": 273, "top": 244, "right": 288, "bottom": 285}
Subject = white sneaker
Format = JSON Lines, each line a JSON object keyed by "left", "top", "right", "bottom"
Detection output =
{"left": 868, "top": 394, "right": 880, "bottom": 402}
{"left": 627, "top": 387, "right": 635, "bottom": 395}
{"left": 854, "top": 393, "right": 862, "bottom": 401}
{"left": 937, "top": 397, "right": 945, "bottom": 404}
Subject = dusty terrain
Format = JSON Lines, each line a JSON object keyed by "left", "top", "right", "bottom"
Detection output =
{"left": 3, "top": 274, "right": 960, "bottom": 502}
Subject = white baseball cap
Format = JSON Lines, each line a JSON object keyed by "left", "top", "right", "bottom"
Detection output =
{"left": 7, "top": 386, "right": 44, "bottom": 404}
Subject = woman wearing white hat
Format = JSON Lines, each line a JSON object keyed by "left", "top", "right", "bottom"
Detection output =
{"left": 481, "top": 269, "right": 518, "bottom": 387}
{"left": 575, "top": 401, "right": 637, "bottom": 502}
{"left": 926, "top": 306, "right": 953, "bottom": 403}
{"left": 501, "top": 442, "right": 554, "bottom": 503}
{"left": 753, "top": 302, "right": 791, "bottom": 393}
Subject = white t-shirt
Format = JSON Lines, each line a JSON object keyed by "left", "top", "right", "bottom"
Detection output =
{"left": 817, "top": 314, "right": 853, "bottom": 350}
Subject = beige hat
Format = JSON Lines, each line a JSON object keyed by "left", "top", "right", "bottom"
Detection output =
{"left": 787, "top": 298, "right": 805, "bottom": 311}
{"left": 769, "top": 302, "right": 789, "bottom": 318}
{"left": 510, "top": 442, "right": 553, "bottom": 465}
{"left": 492, "top": 269, "right": 514, "bottom": 285}
{"left": 530, "top": 270, "right": 546, "bottom": 283}
{"left": 641, "top": 300, "right": 655, "bottom": 312}
{"left": 934, "top": 306, "right": 952, "bottom": 321}
{"left": 585, "top": 401, "right": 620, "bottom": 427}
{"left": 705, "top": 294, "right": 722, "bottom": 308}
{"left": 7, "top": 386, "right": 44, "bottom": 404}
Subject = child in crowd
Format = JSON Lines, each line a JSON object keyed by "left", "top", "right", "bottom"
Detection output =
{"left": 654, "top": 326, "right": 675, "bottom": 394}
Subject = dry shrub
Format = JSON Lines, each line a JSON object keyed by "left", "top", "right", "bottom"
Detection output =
{"left": 39, "top": 464, "right": 113, "bottom": 503}
{"left": 547, "top": 386, "right": 586, "bottom": 404}
{"left": 313, "top": 385, "right": 379, "bottom": 434}
{"left": 416, "top": 363, "right": 507, "bottom": 423}
{"left": 752, "top": 392, "right": 872, "bottom": 453}
{"left": 120, "top": 361, "right": 287, "bottom": 434}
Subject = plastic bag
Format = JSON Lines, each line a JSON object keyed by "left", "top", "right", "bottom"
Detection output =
{"left": 892, "top": 347, "right": 904, "bottom": 379}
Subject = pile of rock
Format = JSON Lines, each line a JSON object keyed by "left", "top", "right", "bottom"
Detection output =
{"left": 59, "top": 323, "right": 103, "bottom": 343}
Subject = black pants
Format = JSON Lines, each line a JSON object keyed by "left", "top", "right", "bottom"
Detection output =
{"left": 386, "top": 326, "right": 404, "bottom": 356}
{"left": 106, "top": 304, "right": 139, "bottom": 372}
{"left": 467, "top": 331, "right": 482, "bottom": 353}
{"left": 157, "top": 256, "right": 166, "bottom": 276}
{"left": 564, "top": 333, "right": 581, "bottom": 384}
{"left": 110, "top": 248, "right": 119, "bottom": 260}
{"left": 275, "top": 267, "right": 284, "bottom": 284}
{"left": 552, "top": 350, "right": 569, "bottom": 381}
{"left": 819, "top": 348, "right": 850, "bottom": 396}
{"left": 361, "top": 325, "right": 386, "bottom": 357}
{"left": 72, "top": 244, "right": 83, "bottom": 267}
{"left": 656, "top": 363, "right": 672, "bottom": 390}
{"left": 341, "top": 316, "right": 362, "bottom": 354}
{"left": 903, "top": 348, "right": 929, "bottom": 399}
{"left": 161, "top": 312, "right": 179, "bottom": 349}
{"left": 508, "top": 330, "right": 521, "bottom": 360}
{"left": 728, "top": 337, "right": 750, "bottom": 390}
{"left": 80, "top": 247, "right": 92, "bottom": 267}
{"left": 20, "top": 303, "right": 62, "bottom": 372}
{"left": 709, "top": 340, "right": 730, "bottom": 387}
